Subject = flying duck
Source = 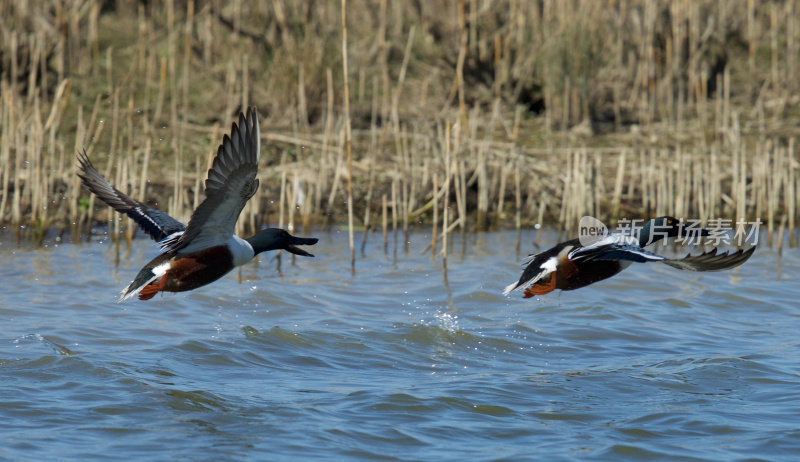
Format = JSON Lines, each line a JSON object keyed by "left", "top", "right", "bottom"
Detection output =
{"left": 503, "top": 217, "right": 755, "bottom": 298}
{"left": 78, "top": 107, "right": 318, "bottom": 301}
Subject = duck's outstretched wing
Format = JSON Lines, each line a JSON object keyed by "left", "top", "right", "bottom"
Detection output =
{"left": 662, "top": 247, "right": 755, "bottom": 271}
{"left": 568, "top": 234, "right": 665, "bottom": 263}
{"left": 574, "top": 242, "right": 755, "bottom": 271}
{"left": 166, "top": 107, "right": 261, "bottom": 255}
{"left": 77, "top": 151, "right": 186, "bottom": 242}
{"left": 571, "top": 244, "right": 667, "bottom": 263}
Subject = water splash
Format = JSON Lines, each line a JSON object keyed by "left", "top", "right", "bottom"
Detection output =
{"left": 14, "top": 333, "right": 76, "bottom": 356}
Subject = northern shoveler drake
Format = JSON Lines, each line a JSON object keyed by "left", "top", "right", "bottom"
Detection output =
{"left": 503, "top": 216, "right": 755, "bottom": 298}
{"left": 78, "top": 107, "right": 318, "bottom": 302}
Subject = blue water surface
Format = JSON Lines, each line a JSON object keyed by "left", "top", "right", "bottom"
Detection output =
{"left": 0, "top": 228, "right": 797, "bottom": 461}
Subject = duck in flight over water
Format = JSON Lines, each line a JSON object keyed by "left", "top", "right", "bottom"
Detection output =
{"left": 78, "top": 107, "right": 318, "bottom": 302}
{"left": 503, "top": 216, "right": 755, "bottom": 298}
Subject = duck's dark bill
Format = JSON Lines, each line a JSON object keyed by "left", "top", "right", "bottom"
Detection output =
{"left": 284, "top": 236, "right": 319, "bottom": 257}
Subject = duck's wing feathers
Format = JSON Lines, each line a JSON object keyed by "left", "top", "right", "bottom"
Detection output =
{"left": 77, "top": 150, "right": 186, "bottom": 242}
{"left": 571, "top": 245, "right": 666, "bottom": 263}
{"left": 568, "top": 234, "right": 664, "bottom": 263}
{"left": 571, "top": 233, "right": 755, "bottom": 271}
{"left": 167, "top": 108, "right": 261, "bottom": 255}
{"left": 661, "top": 247, "right": 755, "bottom": 271}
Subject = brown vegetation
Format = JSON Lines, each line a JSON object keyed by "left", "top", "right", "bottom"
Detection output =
{"left": 1, "top": 0, "right": 798, "bottom": 248}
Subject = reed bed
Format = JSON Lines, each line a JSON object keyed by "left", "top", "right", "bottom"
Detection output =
{"left": 1, "top": 0, "right": 799, "bottom": 252}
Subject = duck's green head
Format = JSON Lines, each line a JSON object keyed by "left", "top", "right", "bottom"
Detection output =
{"left": 246, "top": 228, "right": 319, "bottom": 256}
{"left": 639, "top": 216, "right": 709, "bottom": 247}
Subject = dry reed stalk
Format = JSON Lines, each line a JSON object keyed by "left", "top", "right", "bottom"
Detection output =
{"left": 787, "top": 138, "right": 796, "bottom": 245}
{"left": 110, "top": 155, "right": 125, "bottom": 243}
{"left": 514, "top": 154, "right": 522, "bottom": 230}
{"left": 375, "top": 0, "right": 389, "bottom": 123}
{"left": 169, "top": 142, "right": 182, "bottom": 223}
{"left": 29, "top": 100, "right": 42, "bottom": 226}
{"left": 389, "top": 26, "right": 415, "bottom": 131}
{"left": 653, "top": 153, "right": 663, "bottom": 218}
{"left": 182, "top": 0, "right": 194, "bottom": 117}
{"left": 777, "top": 214, "right": 787, "bottom": 256}
{"left": 454, "top": 0, "right": 468, "bottom": 127}
{"left": 241, "top": 52, "right": 249, "bottom": 115}
{"left": 289, "top": 172, "right": 299, "bottom": 233}
{"left": 341, "top": 0, "right": 355, "bottom": 269}
{"left": 448, "top": 157, "right": 463, "bottom": 232}
{"left": 278, "top": 157, "right": 287, "bottom": 232}
{"left": 455, "top": 159, "right": 466, "bottom": 234}
{"left": 578, "top": 150, "right": 590, "bottom": 227}
{"left": 441, "top": 123, "right": 451, "bottom": 275}
{"left": 750, "top": 145, "right": 762, "bottom": 231}
{"left": 401, "top": 179, "right": 409, "bottom": 245}
{"left": 770, "top": 5, "right": 779, "bottom": 106}
{"left": 476, "top": 145, "right": 488, "bottom": 229}
{"left": 0, "top": 89, "right": 11, "bottom": 222}
{"left": 11, "top": 129, "right": 22, "bottom": 226}
{"left": 136, "top": 5, "right": 147, "bottom": 82}
{"left": 406, "top": 136, "right": 418, "bottom": 237}
{"left": 109, "top": 89, "right": 120, "bottom": 164}
{"left": 287, "top": 172, "right": 299, "bottom": 263}
{"left": 84, "top": 94, "right": 102, "bottom": 149}
{"left": 555, "top": 150, "right": 567, "bottom": 227}
{"left": 736, "top": 120, "right": 747, "bottom": 225}
{"left": 297, "top": 64, "right": 308, "bottom": 130}
{"left": 761, "top": 144, "right": 771, "bottom": 233}
{"left": 391, "top": 178, "right": 398, "bottom": 253}
{"left": 360, "top": 151, "right": 375, "bottom": 253}
{"left": 122, "top": 155, "right": 135, "bottom": 245}
{"left": 675, "top": 147, "right": 687, "bottom": 218}
{"left": 166, "top": 0, "right": 178, "bottom": 130}
{"left": 302, "top": 169, "right": 315, "bottom": 233}
{"left": 789, "top": 2, "right": 798, "bottom": 88}
{"left": 711, "top": 149, "right": 721, "bottom": 220}
{"left": 431, "top": 172, "right": 439, "bottom": 257}
{"left": 324, "top": 81, "right": 343, "bottom": 226}
{"left": 767, "top": 142, "right": 783, "bottom": 246}
{"left": 592, "top": 154, "right": 602, "bottom": 219}
{"left": 382, "top": 193, "right": 388, "bottom": 254}
{"left": 153, "top": 57, "right": 167, "bottom": 123}
{"left": 496, "top": 156, "right": 509, "bottom": 227}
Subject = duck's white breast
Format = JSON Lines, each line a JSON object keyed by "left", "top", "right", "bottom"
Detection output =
{"left": 229, "top": 235, "right": 255, "bottom": 267}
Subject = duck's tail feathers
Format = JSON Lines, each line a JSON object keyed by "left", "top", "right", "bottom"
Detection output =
{"left": 118, "top": 261, "right": 170, "bottom": 302}
{"left": 118, "top": 271, "right": 159, "bottom": 303}
{"left": 502, "top": 281, "right": 520, "bottom": 297}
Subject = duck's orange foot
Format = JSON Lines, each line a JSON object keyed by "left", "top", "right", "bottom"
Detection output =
{"left": 523, "top": 274, "right": 556, "bottom": 298}
{"left": 138, "top": 271, "right": 169, "bottom": 301}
